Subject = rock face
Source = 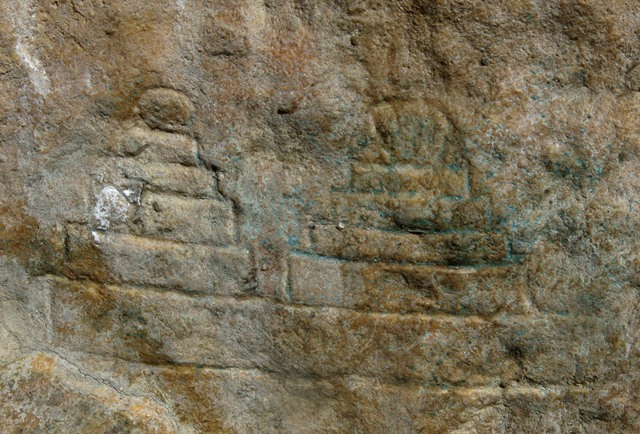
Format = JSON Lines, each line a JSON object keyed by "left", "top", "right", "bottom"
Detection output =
{"left": 1, "top": 1, "right": 640, "bottom": 432}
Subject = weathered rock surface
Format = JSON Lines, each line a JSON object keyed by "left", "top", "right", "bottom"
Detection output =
{"left": 1, "top": 0, "right": 640, "bottom": 432}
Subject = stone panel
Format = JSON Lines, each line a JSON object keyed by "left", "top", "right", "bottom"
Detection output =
{"left": 351, "top": 163, "right": 468, "bottom": 197}
{"left": 288, "top": 252, "right": 527, "bottom": 316}
{"left": 52, "top": 279, "right": 514, "bottom": 385}
{"left": 117, "top": 160, "right": 217, "bottom": 197}
{"left": 332, "top": 193, "right": 489, "bottom": 230}
{"left": 109, "top": 128, "right": 199, "bottom": 166}
{"left": 63, "top": 225, "right": 250, "bottom": 295}
{"left": 134, "top": 192, "right": 235, "bottom": 245}
{"left": 309, "top": 225, "right": 509, "bottom": 265}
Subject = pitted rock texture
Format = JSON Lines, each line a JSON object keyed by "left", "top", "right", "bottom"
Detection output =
{"left": 1, "top": 1, "right": 640, "bottom": 433}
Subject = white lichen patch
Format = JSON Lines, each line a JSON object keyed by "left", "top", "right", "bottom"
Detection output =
{"left": 91, "top": 231, "right": 102, "bottom": 244}
{"left": 6, "top": 1, "right": 50, "bottom": 96}
{"left": 94, "top": 186, "right": 130, "bottom": 230}
{"left": 122, "top": 186, "right": 142, "bottom": 205}
{"left": 15, "top": 41, "right": 50, "bottom": 96}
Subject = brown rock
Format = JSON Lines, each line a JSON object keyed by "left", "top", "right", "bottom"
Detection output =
{"left": 1, "top": 0, "right": 640, "bottom": 432}
{"left": 137, "top": 88, "right": 195, "bottom": 133}
{"left": 0, "top": 353, "right": 178, "bottom": 433}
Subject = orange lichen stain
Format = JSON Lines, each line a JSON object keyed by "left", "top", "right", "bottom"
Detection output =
{"left": 54, "top": 280, "right": 179, "bottom": 366}
{"left": 0, "top": 203, "right": 38, "bottom": 255}
{"left": 128, "top": 400, "right": 154, "bottom": 416}
{"left": 0, "top": 201, "right": 65, "bottom": 275}
{"left": 62, "top": 225, "right": 112, "bottom": 282}
{"left": 52, "top": 279, "right": 112, "bottom": 346}
{"left": 29, "top": 354, "right": 57, "bottom": 375}
{"left": 159, "top": 367, "right": 236, "bottom": 434}
{"left": 121, "top": 399, "right": 175, "bottom": 434}
{"left": 2, "top": 354, "right": 178, "bottom": 433}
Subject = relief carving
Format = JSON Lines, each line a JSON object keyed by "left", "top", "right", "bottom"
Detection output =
{"left": 60, "top": 88, "right": 252, "bottom": 296}
{"left": 290, "top": 100, "right": 527, "bottom": 316}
